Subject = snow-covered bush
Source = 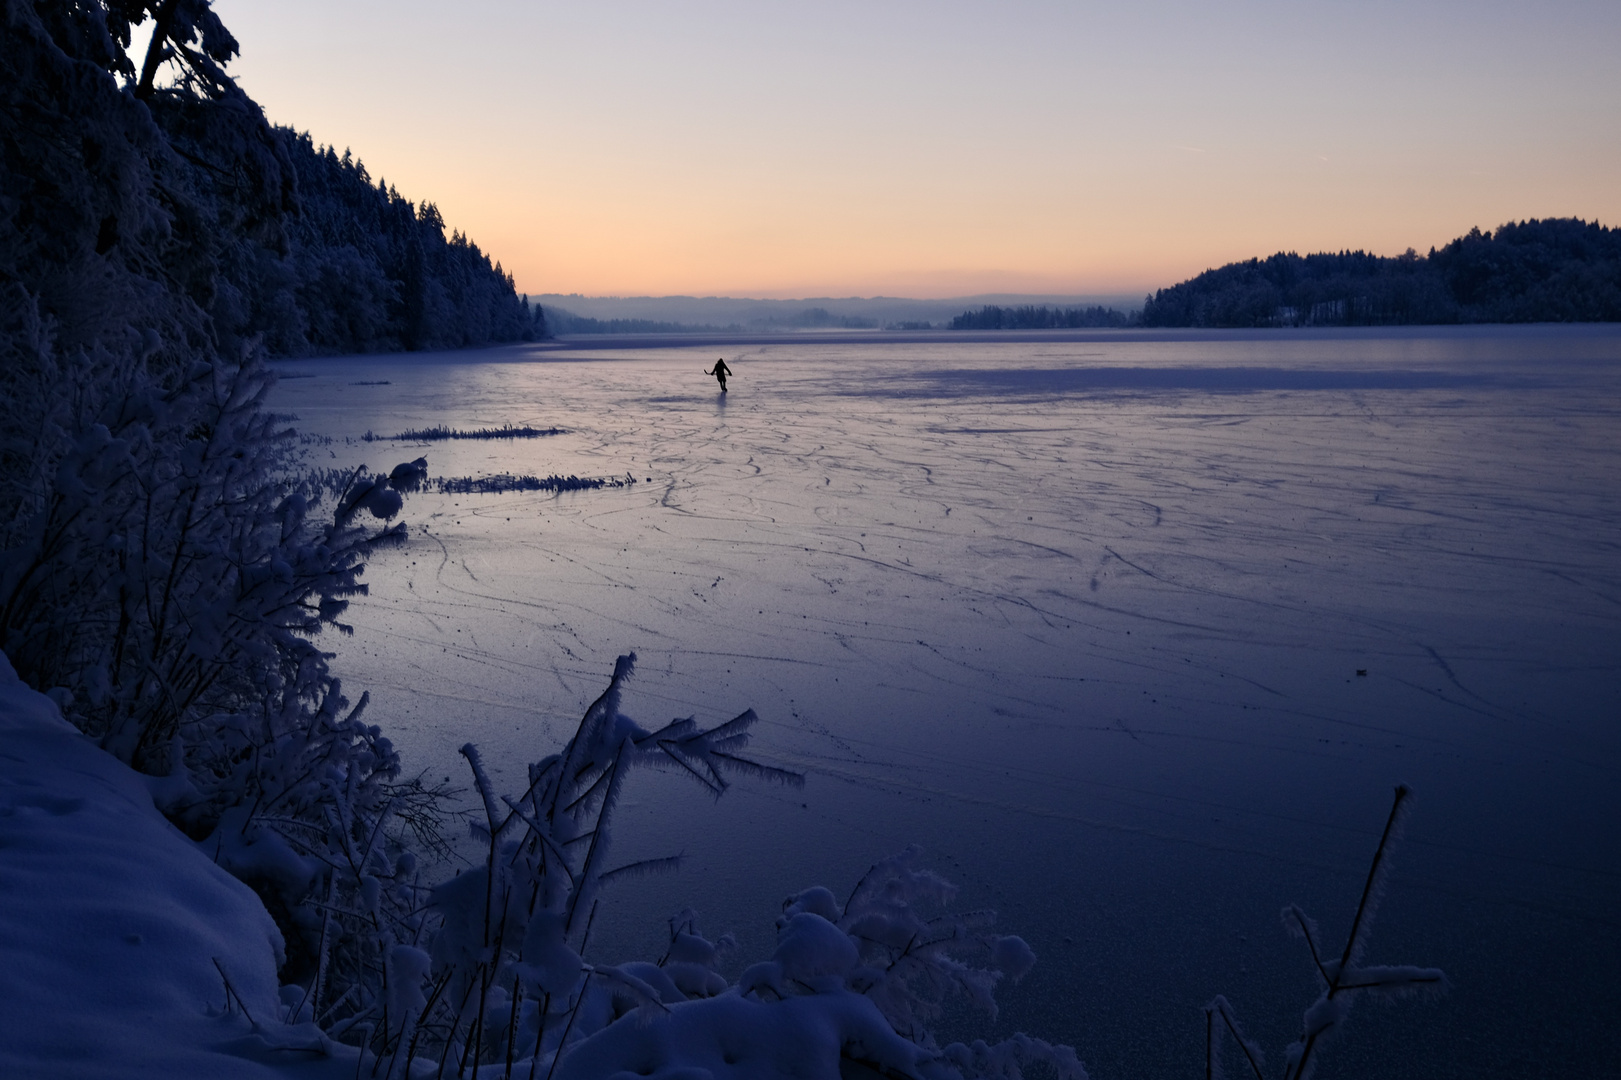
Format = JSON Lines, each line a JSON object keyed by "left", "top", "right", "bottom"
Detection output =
{"left": 327, "top": 653, "right": 1084, "bottom": 1080}
{"left": 1, "top": 0, "right": 449, "bottom": 1028}
{"left": 0, "top": 302, "right": 435, "bottom": 1001}
{"left": 1, "top": 345, "right": 401, "bottom": 764}
{"left": 323, "top": 652, "right": 794, "bottom": 1076}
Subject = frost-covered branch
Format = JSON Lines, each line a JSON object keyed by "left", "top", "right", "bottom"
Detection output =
{"left": 1206, "top": 786, "right": 1448, "bottom": 1080}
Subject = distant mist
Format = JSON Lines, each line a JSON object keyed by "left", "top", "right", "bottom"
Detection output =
{"left": 535, "top": 218, "right": 1621, "bottom": 335}
{"left": 528, "top": 293, "right": 1145, "bottom": 333}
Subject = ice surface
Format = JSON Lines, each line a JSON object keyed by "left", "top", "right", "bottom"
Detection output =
{"left": 269, "top": 326, "right": 1621, "bottom": 1076}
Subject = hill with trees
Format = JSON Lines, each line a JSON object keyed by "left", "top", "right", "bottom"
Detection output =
{"left": 267, "top": 131, "right": 543, "bottom": 354}
{"left": 1140, "top": 219, "right": 1621, "bottom": 327}
{"left": 0, "top": 2, "right": 538, "bottom": 363}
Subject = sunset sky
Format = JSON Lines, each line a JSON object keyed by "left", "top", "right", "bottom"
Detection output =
{"left": 216, "top": 0, "right": 1621, "bottom": 299}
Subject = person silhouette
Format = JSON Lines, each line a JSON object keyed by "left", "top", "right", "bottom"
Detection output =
{"left": 706, "top": 357, "right": 733, "bottom": 392}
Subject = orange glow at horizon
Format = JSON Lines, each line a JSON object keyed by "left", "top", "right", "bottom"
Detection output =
{"left": 217, "top": 0, "right": 1621, "bottom": 300}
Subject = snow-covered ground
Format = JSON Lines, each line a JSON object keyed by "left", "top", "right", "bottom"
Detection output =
{"left": 0, "top": 654, "right": 360, "bottom": 1079}
{"left": 268, "top": 326, "right": 1621, "bottom": 1077}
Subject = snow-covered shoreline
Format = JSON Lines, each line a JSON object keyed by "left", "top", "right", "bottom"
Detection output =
{"left": 0, "top": 651, "right": 355, "bottom": 1078}
{"left": 0, "top": 650, "right": 1085, "bottom": 1080}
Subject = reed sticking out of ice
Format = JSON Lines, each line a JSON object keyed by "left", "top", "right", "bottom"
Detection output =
{"left": 1205, "top": 784, "right": 1448, "bottom": 1080}
{"left": 432, "top": 474, "right": 637, "bottom": 495}
{"left": 364, "top": 425, "right": 566, "bottom": 442}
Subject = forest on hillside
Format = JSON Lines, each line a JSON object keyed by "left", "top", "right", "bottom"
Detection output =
{"left": 266, "top": 130, "right": 542, "bottom": 354}
{"left": 1140, "top": 218, "right": 1621, "bottom": 327}
{"left": 1, "top": 5, "right": 537, "bottom": 361}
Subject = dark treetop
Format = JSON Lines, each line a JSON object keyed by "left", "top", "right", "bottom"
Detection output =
{"left": 1139, "top": 218, "right": 1621, "bottom": 328}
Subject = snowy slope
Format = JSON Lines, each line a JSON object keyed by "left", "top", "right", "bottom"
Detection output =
{"left": 0, "top": 647, "right": 1079, "bottom": 1080}
{"left": 0, "top": 651, "right": 354, "bottom": 1079}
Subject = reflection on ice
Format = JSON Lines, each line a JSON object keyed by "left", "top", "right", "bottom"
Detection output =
{"left": 269, "top": 327, "right": 1621, "bottom": 1078}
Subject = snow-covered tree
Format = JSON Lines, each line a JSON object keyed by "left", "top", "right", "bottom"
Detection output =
{"left": 1, "top": 0, "right": 435, "bottom": 1008}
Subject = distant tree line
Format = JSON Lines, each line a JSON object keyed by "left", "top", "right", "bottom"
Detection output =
{"left": 1140, "top": 218, "right": 1621, "bottom": 327}
{"left": 784, "top": 306, "right": 877, "bottom": 329}
{"left": 539, "top": 304, "right": 888, "bottom": 334}
{"left": 950, "top": 304, "right": 1132, "bottom": 330}
{"left": 541, "top": 306, "right": 737, "bottom": 335}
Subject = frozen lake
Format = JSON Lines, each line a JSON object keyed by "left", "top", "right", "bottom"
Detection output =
{"left": 270, "top": 326, "right": 1621, "bottom": 1078}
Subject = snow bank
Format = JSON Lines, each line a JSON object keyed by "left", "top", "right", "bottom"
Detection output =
{"left": 553, "top": 989, "right": 926, "bottom": 1080}
{"left": 0, "top": 651, "right": 352, "bottom": 1079}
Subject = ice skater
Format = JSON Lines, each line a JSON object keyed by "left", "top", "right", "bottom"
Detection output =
{"left": 706, "top": 357, "right": 733, "bottom": 392}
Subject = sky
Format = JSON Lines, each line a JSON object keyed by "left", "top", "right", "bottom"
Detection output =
{"left": 214, "top": 0, "right": 1621, "bottom": 299}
